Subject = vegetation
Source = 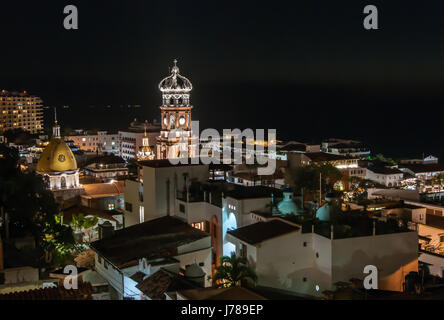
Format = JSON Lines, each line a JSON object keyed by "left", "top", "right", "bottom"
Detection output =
{"left": 213, "top": 252, "right": 257, "bottom": 288}
{"left": 371, "top": 154, "right": 397, "bottom": 166}
{"left": 71, "top": 213, "right": 99, "bottom": 242}
{"left": 285, "top": 163, "right": 343, "bottom": 202}
{"left": 0, "top": 145, "right": 79, "bottom": 267}
{"left": 40, "top": 215, "right": 81, "bottom": 266}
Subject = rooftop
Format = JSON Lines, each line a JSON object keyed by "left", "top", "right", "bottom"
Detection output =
{"left": 138, "top": 158, "right": 209, "bottom": 168}
{"left": 0, "top": 90, "right": 40, "bottom": 98}
{"left": 224, "top": 185, "right": 283, "bottom": 200}
{"left": 0, "top": 282, "right": 93, "bottom": 300}
{"left": 177, "top": 286, "right": 267, "bottom": 300}
{"left": 304, "top": 152, "right": 358, "bottom": 162}
{"left": 86, "top": 155, "right": 125, "bottom": 166}
{"left": 278, "top": 143, "right": 307, "bottom": 152}
{"left": 90, "top": 216, "right": 210, "bottom": 268}
{"left": 136, "top": 268, "right": 197, "bottom": 300}
{"left": 227, "top": 219, "right": 299, "bottom": 245}
{"left": 367, "top": 166, "right": 403, "bottom": 175}
{"left": 399, "top": 163, "right": 444, "bottom": 174}
{"left": 82, "top": 181, "right": 125, "bottom": 198}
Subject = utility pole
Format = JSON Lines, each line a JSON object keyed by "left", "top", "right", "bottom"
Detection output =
{"left": 319, "top": 172, "right": 322, "bottom": 206}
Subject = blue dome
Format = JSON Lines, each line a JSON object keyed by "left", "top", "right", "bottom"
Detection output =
{"left": 316, "top": 204, "right": 331, "bottom": 221}
{"left": 277, "top": 188, "right": 301, "bottom": 215}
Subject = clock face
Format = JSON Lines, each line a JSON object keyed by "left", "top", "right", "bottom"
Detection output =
{"left": 58, "top": 154, "right": 66, "bottom": 162}
{"left": 179, "top": 117, "right": 186, "bottom": 126}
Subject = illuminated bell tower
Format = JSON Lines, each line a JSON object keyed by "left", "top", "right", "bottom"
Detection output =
{"left": 138, "top": 125, "right": 155, "bottom": 161}
{"left": 156, "top": 59, "right": 197, "bottom": 160}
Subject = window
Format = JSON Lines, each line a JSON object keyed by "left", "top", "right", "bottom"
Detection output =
{"left": 125, "top": 202, "right": 133, "bottom": 212}
{"left": 192, "top": 222, "right": 205, "bottom": 231}
{"left": 440, "top": 235, "right": 444, "bottom": 243}
{"left": 108, "top": 203, "right": 115, "bottom": 211}
{"left": 179, "top": 204, "right": 185, "bottom": 213}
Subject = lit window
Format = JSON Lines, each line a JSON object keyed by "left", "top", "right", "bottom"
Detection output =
{"left": 192, "top": 222, "right": 205, "bottom": 231}
{"left": 108, "top": 204, "right": 115, "bottom": 211}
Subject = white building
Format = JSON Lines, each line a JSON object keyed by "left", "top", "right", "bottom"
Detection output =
{"left": 321, "top": 138, "right": 370, "bottom": 158}
{"left": 123, "top": 159, "right": 210, "bottom": 227}
{"left": 90, "top": 216, "right": 212, "bottom": 300}
{"left": 227, "top": 216, "right": 418, "bottom": 298}
{"left": 365, "top": 166, "right": 404, "bottom": 187}
{"left": 65, "top": 130, "right": 119, "bottom": 155}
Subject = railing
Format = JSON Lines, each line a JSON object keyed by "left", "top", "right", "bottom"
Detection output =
{"left": 176, "top": 190, "right": 205, "bottom": 203}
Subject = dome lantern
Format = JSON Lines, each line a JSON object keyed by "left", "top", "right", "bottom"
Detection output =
{"left": 277, "top": 187, "right": 301, "bottom": 215}
{"left": 158, "top": 59, "right": 193, "bottom": 106}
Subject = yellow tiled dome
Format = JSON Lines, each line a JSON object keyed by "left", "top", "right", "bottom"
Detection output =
{"left": 37, "top": 138, "right": 77, "bottom": 173}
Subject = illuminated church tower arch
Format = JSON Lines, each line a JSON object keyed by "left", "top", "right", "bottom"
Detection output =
{"left": 156, "top": 59, "right": 197, "bottom": 159}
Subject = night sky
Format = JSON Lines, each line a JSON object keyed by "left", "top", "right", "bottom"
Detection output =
{"left": 1, "top": 1, "right": 444, "bottom": 159}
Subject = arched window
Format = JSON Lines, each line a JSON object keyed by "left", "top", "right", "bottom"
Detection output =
{"left": 61, "top": 176, "right": 66, "bottom": 188}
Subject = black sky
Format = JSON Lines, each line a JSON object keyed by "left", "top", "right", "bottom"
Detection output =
{"left": 1, "top": 0, "right": 444, "bottom": 158}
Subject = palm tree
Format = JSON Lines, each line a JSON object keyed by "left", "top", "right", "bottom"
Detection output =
{"left": 213, "top": 252, "right": 257, "bottom": 288}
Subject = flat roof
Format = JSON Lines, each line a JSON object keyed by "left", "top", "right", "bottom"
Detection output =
{"left": 367, "top": 166, "right": 403, "bottom": 175}
{"left": 399, "top": 163, "right": 444, "bottom": 174}
{"left": 138, "top": 158, "right": 209, "bottom": 168}
{"left": 224, "top": 185, "right": 283, "bottom": 200}
{"left": 178, "top": 286, "right": 267, "bottom": 300}
{"left": 227, "top": 219, "right": 299, "bottom": 245}
{"left": 304, "top": 152, "right": 358, "bottom": 162}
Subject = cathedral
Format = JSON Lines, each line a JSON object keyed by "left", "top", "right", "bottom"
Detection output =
{"left": 156, "top": 60, "right": 197, "bottom": 160}
{"left": 36, "top": 111, "right": 82, "bottom": 201}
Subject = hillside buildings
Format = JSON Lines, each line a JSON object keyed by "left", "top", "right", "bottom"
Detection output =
{"left": 65, "top": 130, "right": 119, "bottom": 155}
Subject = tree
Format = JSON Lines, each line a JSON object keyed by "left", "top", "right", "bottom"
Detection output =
{"left": 213, "top": 252, "right": 257, "bottom": 288}
{"left": 372, "top": 154, "right": 397, "bottom": 166}
{"left": 0, "top": 145, "right": 78, "bottom": 267}
{"left": 40, "top": 214, "right": 81, "bottom": 267}
{"left": 285, "top": 164, "right": 343, "bottom": 203}
{"left": 71, "top": 213, "right": 99, "bottom": 242}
